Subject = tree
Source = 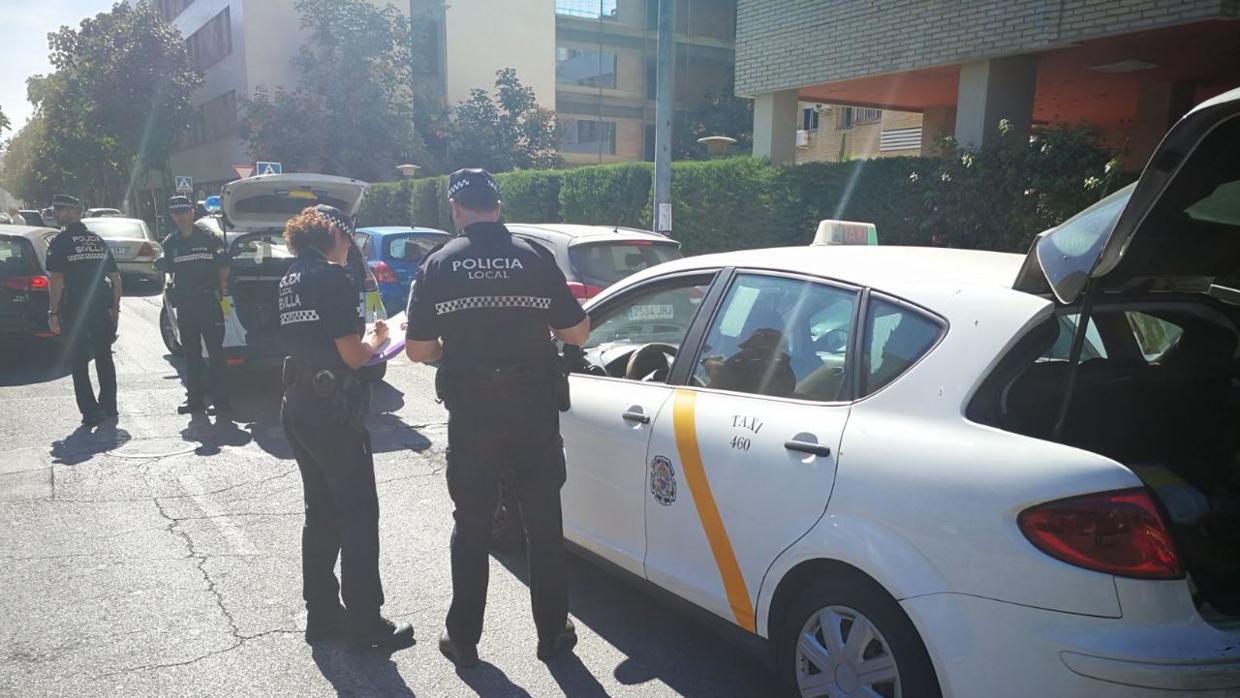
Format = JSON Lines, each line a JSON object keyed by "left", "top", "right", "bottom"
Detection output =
{"left": 0, "top": 106, "right": 9, "bottom": 134}
{"left": 911, "top": 121, "right": 1126, "bottom": 251}
{"left": 0, "top": 1, "right": 200, "bottom": 206}
{"left": 447, "top": 69, "right": 562, "bottom": 173}
{"left": 674, "top": 79, "right": 754, "bottom": 160}
{"left": 239, "top": 0, "right": 438, "bottom": 181}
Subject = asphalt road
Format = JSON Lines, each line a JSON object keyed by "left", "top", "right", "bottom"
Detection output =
{"left": 0, "top": 295, "right": 774, "bottom": 697}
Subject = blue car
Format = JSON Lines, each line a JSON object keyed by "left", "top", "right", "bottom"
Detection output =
{"left": 354, "top": 226, "right": 452, "bottom": 315}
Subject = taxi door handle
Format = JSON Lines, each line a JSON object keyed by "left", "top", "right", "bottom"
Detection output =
{"left": 785, "top": 439, "right": 831, "bottom": 458}
{"left": 622, "top": 409, "right": 650, "bottom": 424}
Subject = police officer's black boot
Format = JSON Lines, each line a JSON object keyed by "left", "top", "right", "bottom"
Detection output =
{"left": 536, "top": 619, "right": 578, "bottom": 661}
{"left": 348, "top": 614, "right": 415, "bottom": 652}
{"left": 438, "top": 629, "right": 479, "bottom": 668}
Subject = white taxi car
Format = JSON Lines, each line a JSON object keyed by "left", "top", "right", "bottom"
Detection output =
{"left": 538, "top": 88, "right": 1240, "bottom": 696}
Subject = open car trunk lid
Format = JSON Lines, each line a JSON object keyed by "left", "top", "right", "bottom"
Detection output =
{"left": 1015, "top": 86, "right": 1240, "bottom": 303}
{"left": 221, "top": 173, "right": 368, "bottom": 232}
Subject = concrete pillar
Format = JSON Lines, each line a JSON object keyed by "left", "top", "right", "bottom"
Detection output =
{"left": 954, "top": 55, "right": 1038, "bottom": 149}
{"left": 1129, "top": 81, "right": 1195, "bottom": 168}
{"left": 752, "top": 90, "right": 799, "bottom": 164}
{"left": 920, "top": 106, "right": 957, "bottom": 156}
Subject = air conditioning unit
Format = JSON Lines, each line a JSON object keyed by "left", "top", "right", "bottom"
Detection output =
{"left": 796, "top": 129, "right": 810, "bottom": 148}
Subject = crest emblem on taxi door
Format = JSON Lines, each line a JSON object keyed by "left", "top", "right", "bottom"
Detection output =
{"left": 650, "top": 456, "right": 677, "bottom": 506}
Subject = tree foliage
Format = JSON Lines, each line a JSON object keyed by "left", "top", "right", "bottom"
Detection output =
{"left": 0, "top": 106, "right": 9, "bottom": 134}
{"left": 447, "top": 69, "right": 562, "bottom": 173}
{"left": 239, "top": 0, "right": 437, "bottom": 181}
{"left": 911, "top": 121, "right": 1126, "bottom": 250}
{"left": 1, "top": 1, "right": 201, "bottom": 206}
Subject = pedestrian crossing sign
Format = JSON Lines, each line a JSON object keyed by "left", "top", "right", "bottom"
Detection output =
{"left": 175, "top": 176, "right": 193, "bottom": 193}
{"left": 256, "top": 161, "right": 283, "bottom": 176}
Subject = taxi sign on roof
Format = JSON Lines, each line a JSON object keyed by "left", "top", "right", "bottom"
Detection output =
{"left": 811, "top": 219, "right": 878, "bottom": 246}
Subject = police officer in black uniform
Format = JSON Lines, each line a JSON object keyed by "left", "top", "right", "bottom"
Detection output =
{"left": 159, "top": 195, "right": 232, "bottom": 415}
{"left": 45, "top": 194, "right": 122, "bottom": 426}
{"left": 405, "top": 169, "right": 590, "bottom": 667}
{"left": 278, "top": 204, "right": 414, "bottom": 652}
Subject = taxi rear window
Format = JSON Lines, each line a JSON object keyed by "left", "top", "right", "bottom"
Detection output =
{"left": 569, "top": 240, "right": 681, "bottom": 286}
{"left": 233, "top": 194, "right": 353, "bottom": 216}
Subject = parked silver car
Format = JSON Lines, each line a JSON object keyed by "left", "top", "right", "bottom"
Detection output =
{"left": 79, "top": 217, "right": 165, "bottom": 295}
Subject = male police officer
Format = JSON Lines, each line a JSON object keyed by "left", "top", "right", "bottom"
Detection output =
{"left": 45, "top": 194, "right": 122, "bottom": 425}
{"left": 406, "top": 169, "right": 590, "bottom": 667}
{"left": 159, "top": 195, "right": 231, "bottom": 415}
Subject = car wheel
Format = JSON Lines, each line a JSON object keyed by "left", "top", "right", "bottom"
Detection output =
{"left": 776, "top": 574, "right": 940, "bottom": 698}
{"left": 159, "top": 306, "right": 182, "bottom": 356}
{"left": 489, "top": 467, "right": 525, "bottom": 551}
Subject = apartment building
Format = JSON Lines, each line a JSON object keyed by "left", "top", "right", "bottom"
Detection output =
{"left": 163, "top": 0, "right": 737, "bottom": 194}
{"left": 160, "top": 0, "right": 550, "bottom": 195}
{"left": 738, "top": 0, "right": 1240, "bottom": 167}
{"left": 795, "top": 103, "right": 923, "bottom": 164}
{"left": 549, "top": 0, "right": 736, "bottom": 165}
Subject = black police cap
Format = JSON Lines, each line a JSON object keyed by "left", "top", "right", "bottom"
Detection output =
{"left": 310, "top": 204, "right": 355, "bottom": 236}
{"left": 447, "top": 168, "right": 501, "bottom": 200}
{"left": 168, "top": 195, "right": 194, "bottom": 213}
{"left": 52, "top": 194, "right": 83, "bottom": 210}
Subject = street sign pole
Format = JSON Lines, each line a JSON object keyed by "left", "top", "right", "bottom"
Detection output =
{"left": 653, "top": 0, "right": 675, "bottom": 235}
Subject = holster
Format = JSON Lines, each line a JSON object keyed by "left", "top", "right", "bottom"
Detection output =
{"left": 284, "top": 357, "right": 368, "bottom": 429}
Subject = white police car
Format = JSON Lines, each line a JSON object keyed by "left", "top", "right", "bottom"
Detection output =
{"left": 159, "top": 174, "right": 387, "bottom": 370}
{"left": 508, "top": 88, "right": 1240, "bottom": 696}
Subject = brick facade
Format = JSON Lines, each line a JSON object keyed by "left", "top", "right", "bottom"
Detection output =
{"left": 736, "top": 0, "right": 1238, "bottom": 96}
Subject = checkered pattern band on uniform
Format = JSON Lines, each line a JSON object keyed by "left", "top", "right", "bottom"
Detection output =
{"left": 435, "top": 295, "right": 552, "bottom": 315}
{"left": 174, "top": 253, "right": 216, "bottom": 263}
{"left": 280, "top": 309, "right": 320, "bottom": 325}
{"left": 66, "top": 252, "right": 108, "bottom": 262}
{"left": 311, "top": 207, "right": 354, "bottom": 236}
{"left": 447, "top": 176, "right": 499, "bottom": 199}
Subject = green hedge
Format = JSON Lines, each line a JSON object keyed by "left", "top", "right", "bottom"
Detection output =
{"left": 357, "top": 132, "right": 1120, "bottom": 254}
{"left": 559, "top": 163, "right": 652, "bottom": 228}
{"left": 495, "top": 169, "right": 563, "bottom": 224}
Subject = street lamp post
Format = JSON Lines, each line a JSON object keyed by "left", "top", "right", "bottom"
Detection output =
{"left": 396, "top": 163, "right": 421, "bottom": 178}
{"left": 697, "top": 135, "right": 738, "bottom": 159}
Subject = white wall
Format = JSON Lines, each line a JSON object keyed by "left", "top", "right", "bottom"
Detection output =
{"left": 443, "top": 0, "right": 555, "bottom": 109}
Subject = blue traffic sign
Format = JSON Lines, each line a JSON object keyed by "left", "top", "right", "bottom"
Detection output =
{"left": 256, "top": 161, "right": 283, "bottom": 176}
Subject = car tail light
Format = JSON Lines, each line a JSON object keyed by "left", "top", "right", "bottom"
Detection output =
{"left": 137, "top": 241, "right": 157, "bottom": 259}
{"left": 369, "top": 260, "right": 397, "bottom": 284}
{"left": 226, "top": 358, "right": 245, "bottom": 366}
{"left": 1018, "top": 488, "right": 1183, "bottom": 579}
{"left": 3, "top": 275, "right": 49, "bottom": 291}
{"left": 566, "top": 281, "right": 602, "bottom": 300}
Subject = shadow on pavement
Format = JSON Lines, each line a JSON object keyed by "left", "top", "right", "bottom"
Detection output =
{"left": 456, "top": 661, "right": 534, "bottom": 697}
{"left": 180, "top": 411, "right": 253, "bottom": 455}
{"left": 223, "top": 367, "right": 430, "bottom": 460}
{"left": 50, "top": 422, "right": 133, "bottom": 465}
{"left": 309, "top": 643, "right": 416, "bottom": 697}
{"left": 493, "top": 548, "right": 773, "bottom": 697}
{"left": 0, "top": 339, "right": 72, "bottom": 386}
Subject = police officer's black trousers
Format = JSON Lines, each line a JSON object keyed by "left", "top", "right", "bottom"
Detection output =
{"left": 281, "top": 389, "right": 385, "bottom": 619}
{"left": 444, "top": 388, "right": 568, "bottom": 647}
{"left": 176, "top": 295, "right": 226, "bottom": 406}
{"left": 66, "top": 309, "right": 116, "bottom": 418}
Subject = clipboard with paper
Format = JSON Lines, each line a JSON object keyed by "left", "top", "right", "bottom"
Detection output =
{"left": 366, "top": 311, "right": 406, "bottom": 366}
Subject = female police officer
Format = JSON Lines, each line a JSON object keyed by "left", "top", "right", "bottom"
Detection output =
{"left": 278, "top": 204, "right": 413, "bottom": 651}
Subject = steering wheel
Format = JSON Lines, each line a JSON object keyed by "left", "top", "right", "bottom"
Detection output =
{"left": 625, "top": 343, "right": 678, "bottom": 381}
{"left": 814, "top": 328, "right": 850, "bottom": 354}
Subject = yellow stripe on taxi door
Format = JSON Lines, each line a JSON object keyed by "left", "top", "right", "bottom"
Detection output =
{"left": 671, "top": 389, "right": 756, "bottom": 632}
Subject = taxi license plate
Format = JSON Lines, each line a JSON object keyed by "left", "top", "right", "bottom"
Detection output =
{"left": 628, "top": 304, "right": 675, "bottom": 321}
